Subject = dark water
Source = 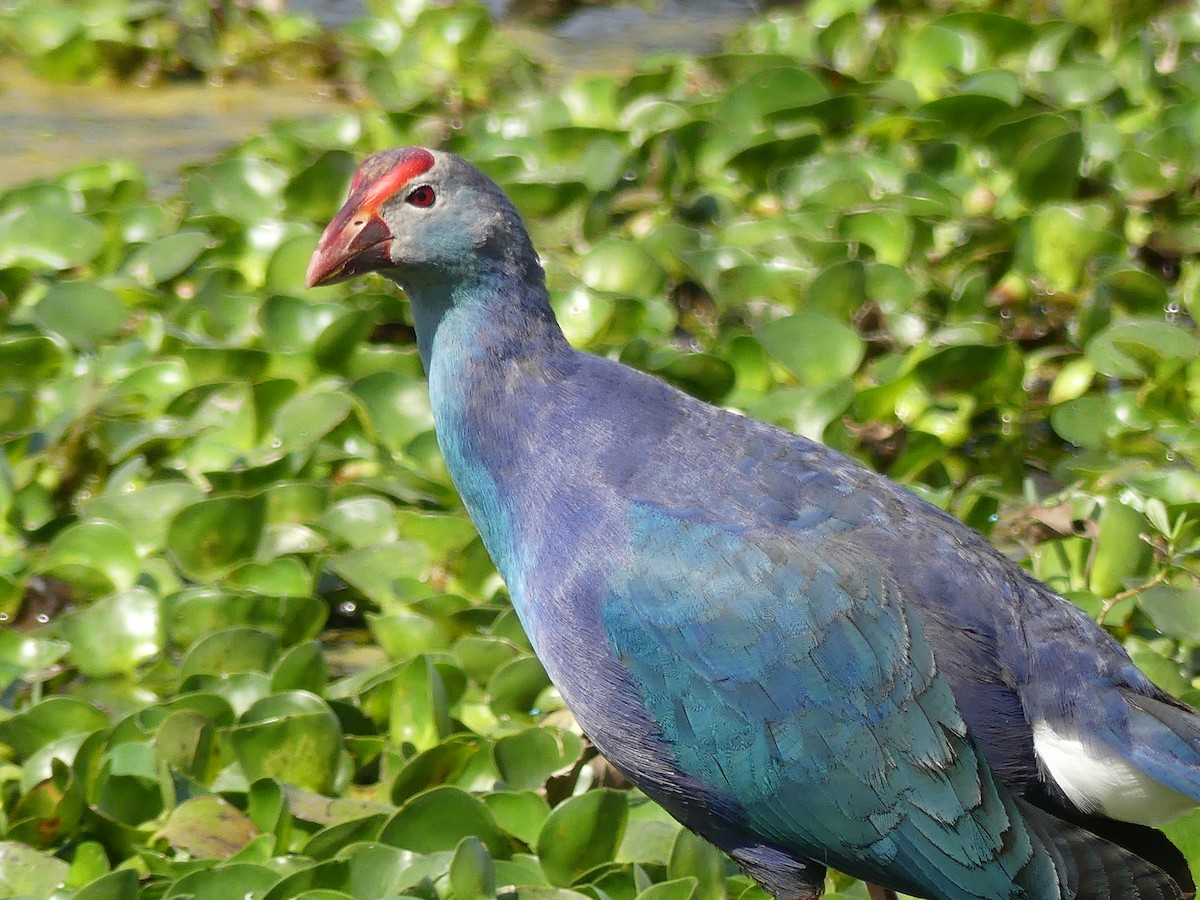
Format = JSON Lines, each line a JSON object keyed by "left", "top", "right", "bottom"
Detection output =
{"left": 0, "top": 1, "right": 758, "bottom": 188}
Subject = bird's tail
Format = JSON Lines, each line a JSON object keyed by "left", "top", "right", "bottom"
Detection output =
{"left": 1018, "top": 800, "right": 1190, "bottom": 900}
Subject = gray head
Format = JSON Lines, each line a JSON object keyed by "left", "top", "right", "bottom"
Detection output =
{"left": 306, "top": 147, "right": 538, "bottom": 290}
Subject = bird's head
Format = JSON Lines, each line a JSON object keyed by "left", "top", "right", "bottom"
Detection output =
{"left": 305, "top": 146, "right": 534, "bottom": 290}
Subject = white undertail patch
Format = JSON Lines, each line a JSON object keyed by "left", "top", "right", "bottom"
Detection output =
{"left": 1032, "top": 721, "right": 1197, "bottom": 826}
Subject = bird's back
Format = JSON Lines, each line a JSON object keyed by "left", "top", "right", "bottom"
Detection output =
{"left": 460, "top": 349, "right": 1198, "bottom": 899}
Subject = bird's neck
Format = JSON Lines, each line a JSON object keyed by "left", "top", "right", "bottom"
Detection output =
{"left": 399, "top": 261, "right": 569, "bottom": 605}
{"left": 403, "top": 259, "right": 566, "bottom": 375}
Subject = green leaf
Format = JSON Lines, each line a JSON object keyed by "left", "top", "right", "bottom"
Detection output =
{"left": 40, "top": 520, "right": 140, "bottom": 596}
{"left": 1089, "top": 501, "right": 1152, "bottom": 597}
{"left": 168, "top": 493, "right": 268, "bottom": 580}
{"left": 231, "top": 691, "right": 344, "bottom": 794}
{"left": 61, "top": 587, "right": 162, "bottom": 677}
{"left": 272, "top": 387, "right": 354, "bottom": 453}
{"left": 156, "top": 796, "right": 260, "bottom": 859}
{"left": 537, "top": 790, "right": 628, "bottom": 887}
{"left": 381, "top": 785, "right": 510, "bottom": 857}
{"left": 581, "top": 239, "right": 667, "bottom": 297}
{"left": 1137, "top": 585, "right": 1200, "bottom": 644}
{"left": 123, "top": 231, "right": 211, "bottom": 286}
{"left": 494, "top": 728, "right": 582, "bottom": 791}
{"left": 451, "top": 835, "right": 497, "bottom": 900}
{"left": 484, "top": 791, "right": 551, "bottom": 847}
{"left": 667, "top": 830, "right": 726, "bottom": 900}
{"left": 0, "top": 204, "right": 104, "bottom": 269}
{"left": 488, "top": 655, "right": 551, "bottom": 717}
{"left": 34, "top": 282, "right": 125, "bottom": 350}
{"left": 0, "top": 335, "right": 68, "bottom": 385}
{"left": 0, "top": 696, "right": 108, "bottom": 759}
{"left": 0, "top": 841, "right": 71, "bottom": 897}
{"left": 637, "top": 878, "right": 698, "bottom": 900}
{"left": 1085, "top": 319, "right": 1197, "bottom": 379}
{"left": 756, "top": 311, "right": 865, "bottom": 385}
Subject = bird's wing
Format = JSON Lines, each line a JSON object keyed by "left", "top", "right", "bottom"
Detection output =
{"left": 600, "top": 503, "right": 1054, "bottom": 898}
{"left": 599, "top": 502, "right": 1183, "bottom": 899}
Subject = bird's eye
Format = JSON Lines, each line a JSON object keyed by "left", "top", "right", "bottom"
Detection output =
{"left": 406, "top": 185, "right": 436, "bottom": 208}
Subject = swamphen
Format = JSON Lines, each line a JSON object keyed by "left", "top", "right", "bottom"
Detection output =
{"left": 307, "top": 147, "right": 1200, "bottom": 899}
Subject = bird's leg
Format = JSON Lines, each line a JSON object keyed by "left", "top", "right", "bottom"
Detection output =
{"left": 866, "top": 885, "right": 899, "bottom": 900}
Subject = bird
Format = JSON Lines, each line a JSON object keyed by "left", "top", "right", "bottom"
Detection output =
{"left": 307, "top": 146, "right": 1200, "bottom": 900}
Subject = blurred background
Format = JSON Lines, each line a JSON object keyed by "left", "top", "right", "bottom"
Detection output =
{"left": 0, "top": 1, "right": 1198, "bottom": 898}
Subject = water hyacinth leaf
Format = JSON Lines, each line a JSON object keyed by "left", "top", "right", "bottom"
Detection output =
{"left": 325, "top": 541, "right": 434, "bottom": 607}
{"left": 488, "top": 655, "right": 552, "bottom": 717}
{"left": 381, "top": 785, "right": 510, "bottom": 857}
{"left": 1137, "top": 585, "right": 1200, "bottom": 644}
{"left": 1029, "top": 205, "right": 1122, "bottom": 293}
{"left": 168, "top": 493, "right": 268, "bottom": 580}
{"left": 158, "top": 862, "right": 280, "bottom": 899}
{"left": 838, "top": 209, "right": 911, "bottom": 266}
{"left": 493, "top": 727, "right": 582, "bottom": 791}
{"left": 60, "top": 587, "right": 162, "bottom": 677}
{"left": 0, "top": 841, "right": 70, "bottom": 897}
{"left": 455, "top": 635, "right": 521, "bottom": 684}
{"left": 484, "top": 791, "right": 551, "bottom": 847}
{"left": 184, "top": 157, "right": 288, "bottom": 223}
{"left": 314, "top": 309, "right": 375, "bottom": 371}
{"left": 271, "top": 641, "right": 328, "bottom": 694}
{"left": 40, "top": 519, "right": 140, "bottom": 595}
{"left": 317, "top": 496, "right": 400, "bottom": 549}
{"left": 1114, "top": 149, "right": 1176, "bottom": 201}
{"left": 0, "top": 204, "right": 104, "bottom": 269}
{"left": 756, "top": 311, "right": 865, "bottom": 385}
{"left": 285, "top": 150, "right": 358, "bottom": 222}
{"left": 450, "top": 835, "right": 496, "bottom": 900}
{"left": 33, "top": 282, "right": 125, "bottom": 350}
{"left": 167, "top": 588, "right": 324, "bottom": 650}
{"left": 581, "top": 239, "right": 667, "bottom": 297}
{"left": 720, "top": 66, "right": 828, "bottom": 126}
{"left": 302, "top": 814, "right": 388, "bottom": 861}
{"left": 156, "top": 796, "right": 259, "bottom": 859}
{"left": 1036, "top": 62, "right": 1119, "bottom": 107}
{"left": 80, "top": 482, "right": 204, "bottom": 556}
{"left": 65, "top": 841, "right": 113, "bottom": 890}
{"left": 351, "top": 370, "right": 436, "bottom": 453}
{"left": 259, "top": 294, "right": 342, "bottom": 352}
{"left": 667, "top": 829, "right": 726, "bottom": 900}
{"left": 231, "top": 691, "right": 343, "bottom": 794}
{"left": 389, "top": 655, "right": 451, "bottom": 751}
{"left": 0, "top": 335, "right": 68, "bottom": 385}
{"left": 653, "top": 353, "right": 735, "bottom": 404}
{"left": 153, "top": 708, "right": 216, "bottom": 781}
{"left": 537, "top": 789, "right": 628, "bottom": 887}
{"left": 122, "top": 231, "right": 212, "bottom": 286}
{"left": 0, "top": 697, "right": 108, "bottom": 759}
{"left": 1088, "top": 500, "right": 1153, "bottom": 597}
{"left": 636, "top": 878, "right": 698, "bottom": 900}
{"left": 369, "top": 611, "right": 451, "bottom": 660}
{"left": 389, "top": 736, "right": 486, "bottom": 806}
{"left": 1093, "top": 266, "right": 1170, "bottom": 316}
{"left": 618, "top": 803, "right": 683, "bottom": 866}
{"left": 1085, "top": 319, "right": 1197, "bottom": 379}
{"left": 1126, "top": 638, "right": 1190, "bottom": 698}
{"left": 0, "top": 631, "right": 69, "bottom": 686}
{"left": 272, "top": 387, "right": 354, "bottom": 453}
{"left": 180, "top": 627, "right": 280, "bottom": 679}
{"left": 801, "top": 260, "right": 867, "bottom": 319}
{"left": 229, "top": 557, "right": 314, "bottom": 597}
{"left": 1016, "top": 130, "right": 1084, "bottom": 203}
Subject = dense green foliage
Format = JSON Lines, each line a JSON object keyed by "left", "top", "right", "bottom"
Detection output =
{"left": 2, "top": 0, "right": 1200, "bottom": 897}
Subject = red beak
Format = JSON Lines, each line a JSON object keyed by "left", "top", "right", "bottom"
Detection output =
{"left": 305, "top": 201, "right": 394, "bottom": 288}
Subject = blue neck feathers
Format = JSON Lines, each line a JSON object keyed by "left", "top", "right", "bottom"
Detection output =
{"left": 397, "top": 257, "right": 569, "bottom": 620}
